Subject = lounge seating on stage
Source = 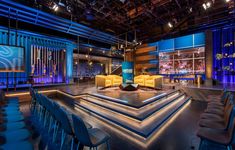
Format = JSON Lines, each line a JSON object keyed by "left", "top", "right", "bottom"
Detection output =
{"left": 134, "top": 75, "right": 150, "bottom": 86}
{"left": 145, "top": 75, "right": 163, "bottom": 89}
{"left": 134, "top": 75, "right": 163, "bottom": 89}
{"left": 95, "top": 75, "right": 122, "bottom": 88}
{"left": 107, "top": 75, "right": 123, "bottom": 86}
{"left": 95, "top": 75, "right": 112, "bottom": 88}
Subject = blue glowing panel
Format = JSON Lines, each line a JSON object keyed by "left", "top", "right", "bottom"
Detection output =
{"left": 194, "top": 32, "right": 205, "bottom": 47}
{"left": 122, "top": 61, "right": 134, "bottom": 84}
{"left": 0, "top": 45, "right": 25, "bottom": 72}
{"left": 159, "top": 39, "right": 174, "bottom": 52}
{"left": 175, "top": 35, "right": 193, "bottom": 50}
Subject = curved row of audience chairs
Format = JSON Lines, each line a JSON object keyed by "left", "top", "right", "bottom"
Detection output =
{"left": 30, "top": 88, "right": 110, "bottom": 150}
{"left": 197, "top": 89, "right": 235, "bottom": 150}
{"left": 0, "top": 90, "right": 33, "bottom": 150}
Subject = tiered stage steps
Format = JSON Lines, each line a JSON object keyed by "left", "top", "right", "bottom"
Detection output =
{"left": 71, "top": 89, "right": 191, "bottom": 139}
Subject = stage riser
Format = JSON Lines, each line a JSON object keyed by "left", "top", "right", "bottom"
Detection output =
{"left": 74, "top": 95, "right": 191, "bottom": 138}
{"left": 78, "top": 92, "right": 183, "bottom": 120}
{"left": 39, "top": 89, "right": 191, "bottom": 139}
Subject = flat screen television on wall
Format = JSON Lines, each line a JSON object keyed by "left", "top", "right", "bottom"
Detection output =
{"left": 0, "top": 45, "right": 25, "bottom": 72}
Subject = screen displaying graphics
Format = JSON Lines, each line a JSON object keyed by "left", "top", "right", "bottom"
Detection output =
{"left": 0, "top": 45, "right": 25, "bottom": 72}
{"left": 159, "top": 47, "right": 205, "bottom": 74}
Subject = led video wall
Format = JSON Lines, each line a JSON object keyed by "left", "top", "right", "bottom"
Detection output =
{"left": 31, "top": 45, "right": 66, "bottom": 84}
{"left": 159, "top": 47, "right": 205, "bottom": 74}
{"left": 0, "top": 45, "right": 25, "bottom": 72}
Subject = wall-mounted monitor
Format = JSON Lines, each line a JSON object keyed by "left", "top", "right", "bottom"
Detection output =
{"left": 0, "top": 45, "right": 25, "bottom": 72}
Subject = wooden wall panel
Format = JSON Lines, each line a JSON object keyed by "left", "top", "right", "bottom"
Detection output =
{"left": 135, "top": 45, "right": 157, "bottom": 75}
{"left": 135, "top": 55, "right": 156, "bottom": 61}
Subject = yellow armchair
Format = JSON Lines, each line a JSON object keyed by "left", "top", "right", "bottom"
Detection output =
{"left": 134, "top": 75, "right": 150, "bottom": 86}
{"left": 95, "top": 75, "right": 112, "bottom": 88}
{"left": 107, "top": 75, "right": 123, "bottom": 86}
{"left": 145, "top": 75, "right": 163, "bottom": 89}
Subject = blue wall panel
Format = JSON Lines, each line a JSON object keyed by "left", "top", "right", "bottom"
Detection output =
{"left": 159, "top": 39, "right": 174, "bottom": 52}
{"left": 194, "top": 32, "right": 205, "bottom": 47}
{"left": 148, "top": 32, "right": 205, "bottom": 52}
{"left": 175, "top": 35, "right": 193, "bottom": 50}
{"left": 0, "top": 26, "right": 75, "bottom": 86}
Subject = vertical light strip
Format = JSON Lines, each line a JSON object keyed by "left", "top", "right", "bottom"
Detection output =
{"left": 193, "top": 34, "right": 195, "bottom": 47}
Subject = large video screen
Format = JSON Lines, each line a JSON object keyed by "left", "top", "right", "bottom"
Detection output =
{"left": 159, "top": 47, "right": 205, "bottom": 74}
{"left": 0, "top": 45, "right": 25, "bottom": 72}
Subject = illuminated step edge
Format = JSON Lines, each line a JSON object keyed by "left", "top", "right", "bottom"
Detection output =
{"left": 74, "top": 95, "right": 191, "bottom": 138}
{"left": 78, "top": 92, "right": 184, "bottom": 121}
{"left": 86, "top": 89, "right": 180, "bottom": 109}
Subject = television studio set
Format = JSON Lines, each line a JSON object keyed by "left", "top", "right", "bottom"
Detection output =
{"left": 0, "top": 0, "right": 234, "bottom": 150}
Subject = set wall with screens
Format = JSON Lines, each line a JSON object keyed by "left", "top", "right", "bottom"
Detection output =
{"left": 0, "top": 45, "right": 25, "bottom": 72}
{"left": 148, "top": 32, "right": 206, "bottom": 75}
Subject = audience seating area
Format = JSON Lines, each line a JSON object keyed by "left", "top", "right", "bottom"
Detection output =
{"left": 0, "top": 90, "right": 33, "bottom": 150}
{"left": 196, "top": 89, "right": 235, "bottom": 150}
{"left": 29, "top": 88, "right": 111, "bottom": 150}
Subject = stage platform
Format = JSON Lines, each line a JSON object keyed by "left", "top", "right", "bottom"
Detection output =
{"left": 60, "top": 87, "right": 171, "bottom": 108}
{"left": 44, "top": 86, "right": 192, "bottom": 145}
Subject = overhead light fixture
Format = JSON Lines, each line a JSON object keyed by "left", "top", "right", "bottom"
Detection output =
{"left": 89, "top": 47, "right": 92, "bottom": 51}
{"left": 168, "top": 22, "right": 173, "bottom": 28}
{"left": 202, "top": 1, "right": 212, "bottom": 10}
{"left": 85, "top": 55, "right": 88, "bottom": 58}
{"left": 202, "top": 3, "right": 207, "bottom": 10}
{"left": 102, "top": 51, "right": 105, "bottom": 54}
{"left": 52, "top": 3, "right": 59, "bottom": 11}
{"left": 225, "top": 0, "right": 231, "bottom": 2}
{"left": 58, "top": 2, "right": 65, "bottom": 7}
{"left": 189, "top": 7, "right": 193, "bottom": 13}
{"left": 119, "top": 0, "right": 126, "bottom": 3}
{"left": 206, "top": 2, "right": 211, "bottom": 7}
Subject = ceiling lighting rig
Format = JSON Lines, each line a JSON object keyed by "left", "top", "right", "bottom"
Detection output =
{"left": 51, "top": 2, "right": 59, "bottom": 11}
{"left": 202, "top": 1, "right": 215, "bottom": 10}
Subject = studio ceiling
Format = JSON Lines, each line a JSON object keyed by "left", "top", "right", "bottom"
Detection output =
{"left": 13, "top": 0, "right": 234, "bottom": 43}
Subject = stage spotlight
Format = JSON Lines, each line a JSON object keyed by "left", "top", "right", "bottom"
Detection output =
{"left": 206, "top": 2, "right": 211, "bottom": 7}
{"left": 168, "top": 22, "right": 173, "bottom": 28}
{"left": 58, "top": 2, "right": 65, "bottom": 7}
{"left": 202, "top": 1, "right": 212, "bottom": 10}
{"left": 52, "top": 3, "right": 59, "bottom": 11}
{"left": 202, "top": 3, "right": 207, "bottom": 10}
{"left": 225, "top": 0, "right": 230, "bottom": 2}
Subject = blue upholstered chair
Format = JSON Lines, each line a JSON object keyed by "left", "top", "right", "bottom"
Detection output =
{"left": 72, "top": 114, "right": 110, "bottom": 150}
{"left": 0, "top": 129, "right": 31, "bottom": 143}
{"left": 0, "top": 141, "right": 33, "bottom": 150}
{"left": 0, "top": 121, "right": 26, "bottom": 131}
